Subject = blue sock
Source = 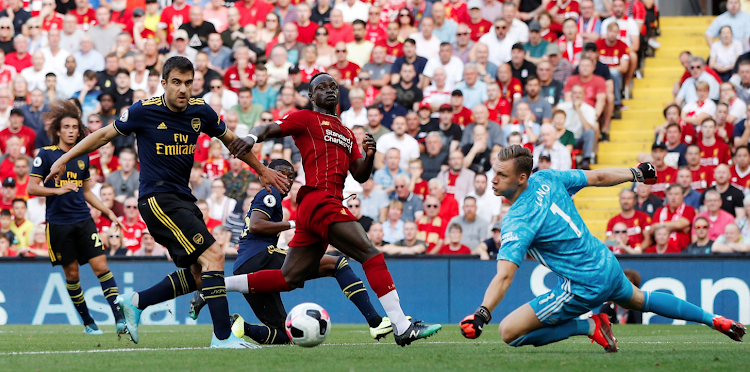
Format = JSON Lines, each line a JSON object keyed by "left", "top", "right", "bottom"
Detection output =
{"left": 66, "top": 280, "right": 94, "bottom": 325}
{"left": 333, "top": 256, "right": 382, "bottom": 328}
{"left": 137, "top": 269, "right": 197, "bottom": 310}
{"left": 509, "top": 319, "right": 590, "bottom": 347}
{"left": 642, "top": 291, "right": 714, "bottom": 327}
{"left": 202, "top": 271, "right": 232, "bottom": 340}
{"left": 97, "top": 271, "right": 123, "bottom": 321}
{"left": 244, "top": 323, "right": 291, "bottom": 344}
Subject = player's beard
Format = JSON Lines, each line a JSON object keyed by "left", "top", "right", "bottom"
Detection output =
{"left": 501, "top": 184, "right": 518, "bottom": 200}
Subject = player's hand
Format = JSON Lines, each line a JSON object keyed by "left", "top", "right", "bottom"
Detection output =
{"left": 460, "top": 306, "right": 491, "bottom": 339}
{"left": 45, "top": 159, "right": 68, "bottom": 184}
{"left": 109, "top": 211, "right": 126, "bottom": 233}
{"left": 259, "top": 167, "right": 290, "bottom": 194}
{"left": 228, "top": 135, "right": 256, "bottom": 157}
{"left": 362, "top": 133, "right": 376, "bottom": 157}
{"left": 56, "top": 182, "right": 79, "bottom": 195}
{"left": 633, "top": 162, "right": 657, "bottom": 185}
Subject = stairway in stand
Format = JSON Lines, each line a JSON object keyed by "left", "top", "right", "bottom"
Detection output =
{"left": 575, "top": 16, "right": 713, "bottom": 241}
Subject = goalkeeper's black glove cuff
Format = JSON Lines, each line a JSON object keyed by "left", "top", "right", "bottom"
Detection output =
{"left": 475, "top": 306, "right": 491, "bottom": 324}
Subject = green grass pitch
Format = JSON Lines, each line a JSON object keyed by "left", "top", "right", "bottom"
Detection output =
{"left": 0, "top": 324, "right": 746, "bottom": 371}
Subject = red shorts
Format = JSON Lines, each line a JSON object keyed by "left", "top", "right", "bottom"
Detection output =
{"left": 288, "top": 187, "right": 358, "bottom": 249}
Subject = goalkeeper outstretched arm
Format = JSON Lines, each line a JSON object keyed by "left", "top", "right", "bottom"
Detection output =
{"left": 584, "top": 163, "right": 657, "bottom": 187}
{"left": 460, "top": 260, "right": 518, "bottom": 339}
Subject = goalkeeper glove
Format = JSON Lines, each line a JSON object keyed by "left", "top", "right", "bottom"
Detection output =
{"left": 631, "top": 162, "right": 657, "bottom": 185}
{"left": 460, "top": 306, "right": 492, "bottom": 339}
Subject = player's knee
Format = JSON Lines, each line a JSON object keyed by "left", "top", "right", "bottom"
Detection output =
{"left": 499, "top": 321, "right": 522, "bottom": 345}
{"left": 199, "top": 244, "right": 225, "bottom": 271}
{"left": 63, "top": 265, "right": 80, "bottom": 281}
{"left": 284, "top": 272, "right": 306, "bottom": 290}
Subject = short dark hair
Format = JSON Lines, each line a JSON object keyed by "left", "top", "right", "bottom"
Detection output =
{"left": 525, "top": 75, "right": 539, "bottom": 85}
{"left": 665, "top": 122, "right": 681, "bottom": 132}
{"left": 663, "top": 103, "right": 681, "bottom": 118}
{"left": 440, "top": 42, "right": 451, "bottom": 48}
{"left": 352, "top": 19, "right": 366, "bottom": 28}
{"left": 666, "top": 183, "right": 683, "bottom": 194}
{"left": 162, "top": 56, "right": 194, "bottom": 81}
{"left": 736, "top": 145, "right": 750, "bottom": 156}
{"left": 12, "top": 198, "right": 26, "bottom": 207}
{"left": 269, "top": 158, "right": 293, "bottom": 171}
{"left": 511, "top": 42, "right": 524, "bottom": 51}
{"left": 238, "top": 86, "right": 252, "bottom": 95}
{"left": 497, "top": 145, "right": 533, "bottom": 177}
{"left": 45, "top": 72, "right": 56, "bottom": 78}
{"left": 464, "top": 195, "right": 476, "bottom": 204}
{"left": 116, "top": 68, "right": 130, "bottom": 77}
{"left": 83, "top": 70, "right": 97, "bottom": 80}
{"left": 0, "top": 209, "right": 11, "bottom": 217}
{"left": 192, "top": 161, "right": 202, "bottom": 169}
{"left": 449, "top": 223, "right": 463, "bottom": 232}
{"left": 403, "top": 38, "right": 416, "bottom": 46}
{"left": 255, "top": 64, "right": 267, "bottom": 72}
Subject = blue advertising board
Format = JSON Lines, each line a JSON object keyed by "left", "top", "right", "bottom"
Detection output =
{"left": 0, "top": 257, "right": 747, "bottom": 326}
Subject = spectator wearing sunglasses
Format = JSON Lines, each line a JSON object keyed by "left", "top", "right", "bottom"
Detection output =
{"left": 685, "top": 216, "right": 714, "bottom": 254}
{"left": 106, "top": 229, "right": 131, "bottom": 257}
{"left": 416, "top": 195, "right": 448, "bottom": 253}
{"left": 607, "top": 222, "right": 642, "bottom": 255}
{"left": 119, "top": 197, "right": 148, "bottom": 252}
{"left": 347, "top": 197, "right": 373, "bottom": 233}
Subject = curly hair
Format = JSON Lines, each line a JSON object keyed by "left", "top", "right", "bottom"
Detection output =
{"left": 44, "top": 100, "right": 88, "bottom": 146}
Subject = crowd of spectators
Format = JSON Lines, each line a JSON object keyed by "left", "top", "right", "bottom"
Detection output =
{"left": 603, "top": 0, "right": 750, "bottom": 256}
{"left": 0, "top": 0, "right": 665, "bottom": 260}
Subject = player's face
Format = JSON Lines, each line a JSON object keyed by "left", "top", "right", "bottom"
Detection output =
{"left": 491, "top": 158, "right": 526, "bottom": 199}
{"left": 310, "top": 75, "right": 338, "bottom": 110}
{"left": 271, "top": 165, "right": 295, "bottom": 196}
{"left": 58, "top": 117, "right": 80, "bottom": 146}
{"left": 162, "top": 69, "right": 193, "bottom": 111}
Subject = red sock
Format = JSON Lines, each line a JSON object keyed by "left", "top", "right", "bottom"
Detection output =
{"left": 362, "top": 253, "right": 395, "bottom": 298}
{"left": 246, "top": 270, "right": 290, "bottom": 293}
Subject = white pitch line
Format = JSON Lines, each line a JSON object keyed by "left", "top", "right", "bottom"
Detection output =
{"left": 0, "top": 340, "right": 739, "bottom": 356}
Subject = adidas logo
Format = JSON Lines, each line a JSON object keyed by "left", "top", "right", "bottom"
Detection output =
{"left": 157, "top": 122, "right": 167, "bottom": 129}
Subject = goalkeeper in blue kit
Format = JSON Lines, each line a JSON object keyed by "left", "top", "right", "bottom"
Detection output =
{"left": 460, "top": 146, "right": 745, "bottom": 352}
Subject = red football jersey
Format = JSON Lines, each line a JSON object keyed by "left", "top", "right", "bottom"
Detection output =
{"left": 278, "top": 110, "right": 363, "bottom": 199}
{"left": 203, "top": 157, "right": 230, "bottom": 180}
{"left": 680, "top": 121, "right": 697, "bottom": 145}
{"left": 643, "top": 243, "right": 681, "bottom": 254}
{"left": 374, "top": 40, "right": 404, "bottom": 64}
{"left": 336, "top": 62, "right": 361, "bottom": 85}
{"left": 698, "top": 141, "right": 732, "bottom": 171}
{"left": 0, "top": 127, "right": 36, "bottom": 155}
{"left": 596, "top": 39, "right": 630, "bottom": 67}
{"left": 224, "top": 63, "right": 256, "bottom": 93}
{"left": 651, "top": 166, "right": 678, "bottom": 199}
{"left": 72, "top": 8, "right": 97, "bottom": 30}
{"left": 606, "top": 211, "right": 651, "bottom": 248}
{"left": 452, "top": 106, "right": 474, "bottom": 128}
{"left": 300, "top": 65, "right": 326, "bottom": 82}
{"left": 436, "top": 244, "right": 472, "bottom": 255}
{"left": 365, "top": 24, "right": 387, "bottom": 44}
{"left": 194, "top": 133, "right": 212, "bottom": 163}
{"left": 498, "top": 77, "right": 523, "bottom": 106}
{"left": 445, "top": 2, "right": 470, "bottom": 24}
{"left": 159, "top": 4, "right": 191, "bottom": 44}
{"left": 413, "top": 179, "right": 429, "bottom": 198}
{"left": 652, "top": 204, "right": 696, "bottom": 250}
{"left": 296, "top": 22, "right": 318, "bottom": 44}
{"left": 467, "top": 19, "right": 493, "bottom": 42}
{"left": 42, "top": 14, "right": 64, "bottom": 32}
{"left": 236, "top": 0, "right": 273, "bottom": 28}
{"left": 547, "top": 0, "right": 581, "bottom": 19}
{"left": 416, "top": 215, "right": 447, "bottom": 252}
{"left": 120, "top": 219, "right": 148, "bottom": 252}
{"left": 281, "top": 198, "right": 298, "bottom": 221}
{"left": 486, "top": 99, "right": 511, "bottom": 124}
{"left": 730, "top": 165, "right": 750, "bottom": 192}
{"left": 690, "top": 166, "right": 713, "bottom": 193}
{"left": 206, "top": 218, "right": 222, "bottom": 233}
{"left": 558, "top": 34, "right": 584, "bottom": 66}
{"left": 540, "top": 29, "right": 558, "bottom": 43}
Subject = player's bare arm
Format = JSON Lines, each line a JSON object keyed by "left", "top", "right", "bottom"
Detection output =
{"left": 27, "top": 177, "right": 78, "bottom": 196}
{"left": 350, "top": 133, "right": 376, "bottom": 183}
{"left": 584, "top": 163, "right": 657, "bottom": 187}
{"left": 227, "top": 122, "right": 282, "bottom": 157}
{"left": 44, "top": 125, "right": 120, "bottom": 183}
{"left": 219, "top": 128, "right": 289, "bottom": 193}
{"left": 460, "top": 260, "right": 518, "bottom": 339}
{"left": 82, "top": 179, "right": 126, "bottom": 233}
{"left": 248, "top": 210, "right": 294, "bottom": 235}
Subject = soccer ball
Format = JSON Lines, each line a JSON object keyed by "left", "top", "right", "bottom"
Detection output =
{"left": 285, "top": 302, "right": 331, "bottom": 347}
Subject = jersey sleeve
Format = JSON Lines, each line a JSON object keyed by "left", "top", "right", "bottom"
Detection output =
{"left": 277, "top": 111, "right": 306, "bottom": 137}
{"left": 250, "top": 188, "right": 280, "bottom": 219}
{"left": 553, "top": 169, "right": 588, "bottom": 194}
{"left": 112, "top": 101, "right": 143, "bottom": 136}
{"left": 30, "top": 150, "right": 48, "bottom": 179}
{"left": 202, "top": 104, "right": 228, "bottom": 138}
{"left": 496, "top": 216, "right": 534, "bottom": 266}
{"left": 82, "top": 155, "right": 91, "bottom": 181}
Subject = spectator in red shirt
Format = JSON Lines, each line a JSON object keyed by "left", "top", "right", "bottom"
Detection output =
{"left": 197, "top": 199, "right": 222, "bottom": 233}
{"left": 364, "top": 5, "right": 386, "bottom": 44}
{"left": 608, "top": 222, "right": 643, "bottom": 254}
{"left": 72, "top": 0, "right": 97, "bottom": 30}
{"left": 281, "top": 180, "right": 301, "bottom": 221}
{"left": 428, "top": 177, "right": 458, "bottom": 224}
{"left": 497, "top": 63, "right": 523, "bottom": 106}
{"left": 236, "top": 0, "right": 274, "bottom": 29}
{"left": 376, "top": 22, "right": 404, "bottom": 65}
{"left": 202, "top": 138, "right": 230, "bottom": 180}
{"left": 271, "top": 86, "right": 299, "bottom": 120}
{"left": 597, "top": 22, "right": 630, "bottom": 111}
{"left": 644, "top": 225, "right": 681, "bottom": 254}
{"left": 0, "top": 109, "right": 35, "bottom": 155}
{"left": 698, "top": 118, "right": 732, "bottom": 173}
{"left": 325, "top": 9, "right": 354, "bottom": 46}
{"left": 650, "top": 184, "right": 696, "bottom": 251}
{"left": 467, "top": 1, "right": 492, "bottom": 42}
{"left": 0, "top": 178, "right": 15, "bottom": 211}
{"left": 119, "top": 197, "right": 148, "bottom": 252}
{"left": 0, "top": 136, "right": 28, "bottom": 181}
{"left": 606, "top": 188, "right": 651, "bottom": 250}
{"left": 433, "top": 222, "right": 471, "bottom": 254}
{"left": 5, "top": 35, "right": 31, "bottom": 73}
{"left": 416, "top": 195, "right": 447, "bottom": 252}
{"left": 39, "top": 0, "right": 64, "bottom": 32}
{"left": 649, "top": 142, "right": 678, "bottom": 199}
{"left": 13, "top": 157, "right": 30, "bottom": 200}
{"left": 223, "top": 46, "right": 256, "bottom": 93}
{"left": 157, "top": 0, "right": 191, "bottom": 48}
{"left": 450, "top": 89, "right": 474, "bottom": 127}
{"left": 564, "top": 57, "right": 606, "bottom": 120}
{"left": 295, "top": 2, "right": 318, "bottom": 44}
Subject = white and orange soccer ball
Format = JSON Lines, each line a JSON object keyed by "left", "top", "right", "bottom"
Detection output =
{"left": 285, "top": 302, "right": 331, "bottom": 347}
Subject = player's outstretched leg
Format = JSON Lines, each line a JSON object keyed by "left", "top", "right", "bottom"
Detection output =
{"left": 88, "top": 256, "right": 126, "bottom": 334}
{"left": 619, "top": 285, "right": 746, "bottom": 342}
{"left": 324, "top": 255, "right": 392, "bottom": 339}
{"left": 62, "top": 263, "right": 101, "bottom": 335}
{"left": 327, "top": 221, "right": 441, "bottom": 346}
